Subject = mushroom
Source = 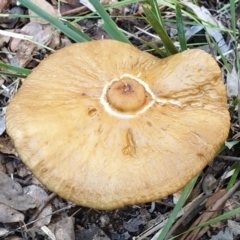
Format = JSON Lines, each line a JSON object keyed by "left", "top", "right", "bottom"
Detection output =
{"left": 6, "top": 40, "right": 230, "bottom": 210}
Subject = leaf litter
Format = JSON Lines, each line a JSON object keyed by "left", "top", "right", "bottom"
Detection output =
{"left": 0, "top": 0, "right": 240, "bottom": 239}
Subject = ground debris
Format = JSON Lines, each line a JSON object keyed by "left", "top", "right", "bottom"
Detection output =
{"left": 0, "top": 203, "right": 24, "bottom": 223}
{"left": 76, "top": 224, "right": 110, "bottom": 240}
{"left": 25, "top": 185, "right": 52, "bottom": 227}
{"left": 53, "top": 217, "right": 75, "bottom": 240}
{"left": 0, "top": 171, "right": 36, "bottom": 211}
{"left": 210, "top": 228, "right": 233, "bottom": 240}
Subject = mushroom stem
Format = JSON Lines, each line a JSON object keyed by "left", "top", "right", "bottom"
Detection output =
{"left": 100, "top": 74, "right": 155, "bottom": 118}
{"left": 100, "top": 73, "right": 183, "bottom": 118}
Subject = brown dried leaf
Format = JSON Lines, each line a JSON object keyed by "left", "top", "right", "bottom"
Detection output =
{"left": 48, "top": 30, "right": 60, "bottom": 49}
{"left": 10, "top": 22, "right": 43, "bottom": 52}
{"left": 54, "top": 217, "right": 75, "bottom": 240}
{"left": 15, "top": 40, "right": 37, "bottom": 67}
{"left": 76, "top": 224, "right": 110, "bottom": 240}
{"left": 228, "top": 220, "right": 240, "bottom": 235}
{"left": 13, "top": 24, "right": 53, "bottom": 67}
{"left": 0, "top": 34, "right": 10, "bottom": 48}
{"left": 0, "top": 154, "right": 6, "bottom": 173}
{"left": 0, "top": 0, "right": 10, "bottom": 13}
{"left": 0, "top": 203, "right": 24, "bottom": 223}
{"left": 25, "top": 185, "right": 52, "bottom": 227}
{"left": 29, "top": 0, "right": 58, "bottom": 24}
{"left": 0, "top": 228, "right": 8, "bottom": 237}
{"left": 123, "top": 209, "right": 150, "bottom": 232}
{"left": 0, "top": 136, "right": 17, "bottom": 155}
{"left": 205, "top": 189, "right": 226, "bottom": 209}
{"left": 61, "top": 0, "right": 80, "bottom": 6}
{"left": 210, "top": 228, "right": 233, "bottom": 240}
{"left": 35, "top": 24, "right": 56, "bottom": 49}
{"left": 0, "top": 171, "right": 36, "bottom": 211}
{"left": 202, "top": 174, "right": 217, "bottom": 195}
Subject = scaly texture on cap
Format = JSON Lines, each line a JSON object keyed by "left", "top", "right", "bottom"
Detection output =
{"left": 6, "top": 40, "right": 230, "bottom": 210}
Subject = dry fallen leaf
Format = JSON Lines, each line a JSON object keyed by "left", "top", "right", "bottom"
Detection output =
{"left": 0, "top": 228, "right": 8, "bottom": 237}
{"left": 10, "top": 22, "right": 43, "bottom": 52}
{"left": 54, "top": 217, "right": 75, "bottom": 240}
{"left": 0, "top": 6, "right": 23, "bottom": 29}
{"left": 182, "top": 1, "right": 228, "bottom": 53}
{"left": 124, "top": 209, "right": 150, "bottom": 232}
{"left": 0, "top": 116, "right": 5, "bottom": 136}
{"left": 0, "top": 171, "right": 36, "bottom": 211}
{"left": 0, "top": 136, "right": 17, "bottom": 155}
{"left": 14, "top": 40, "right": 37, "bottom": 67}
{"left": 29, "top": 0, "right": 58, "bottom": 24}
{"left": 14, "top": 25, "right": 54, "bottom": 67}
{"left": 0, "top": 0, "right": 10, "bottom": 13}
{"left": 205, "top": 190, "right": 226, "bottom": 209}
{"left": 202, "top": 174, "right": 217, "bottom": 195}
{"left": 210, "top": 228, "right": 233, "bottom": 240}
{"left": 61, "top": 0, "right": 80, "bottom": 5}
{"left": 25, "top": 185, "right": 53, "bottom": 227}
{"left": 0, "top": 203, "right": 24, "bottom": 223}
{"left": 227, "top": 67, "right": 238, "bottom": 97}
{"left": 228, "top": 220, "right": 240, "bottom": 235}
{"left": 41, "top": 226, "right": 56, "bottom": 240}
{"left": 76, "top": 224, "right": 110, "bottom": 240}
{"left": 0, "top": 34, "right": 10, "bottom": 48}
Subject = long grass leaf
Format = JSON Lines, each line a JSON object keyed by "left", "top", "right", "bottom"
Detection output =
{"left": 61, "top": 19, "right": 92, "bottom": 41}
{"left": 121, "top": 28, "right": 167, "bottom": 57}
{"left": 145, "top": 0, "right": 165, "bottom": 30}
{"left": 230, "top": 0, "right": 240, "bottom": 124}
{"left": 157, "top": 175, "right": 199, "bottom": 240}
{"left": 175, "top": 4, "right": 187, "bottom": 51}
{"left": 89, "top": 0, "right": 131, "bottom": 44}
{"left": 0, "top": 71, "right": 28, "bottom": 78}
{"left": 18, "top": 0, "right": 90, "bottom": 42}
{"left": 0, "top": 61, "right": 31, "bottom": 75}
{"left": 143, "top": 6, "right": 178, "bottom": 55}
{"left": 227, "top": 163, "right": 240, "bottom": 190}
{"left": 170, "top": 206, "right": 240, "bottom": 239}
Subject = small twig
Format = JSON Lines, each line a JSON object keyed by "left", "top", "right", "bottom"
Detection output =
{"left": 0, "top": 203, "right": 74, "bottom": 239}
{"left": 61, "top": 6, "right": 88, "bottom": 16}
{"left": 14, "top": 175, "right": 32, "bottom": 185}
{"left": 154, "top": 200, "right": 175, "bottom": 208}
{"left": 71, "top": 207, "right": 82, "bottom": 217}
{"left": 164, "top": 195, "right": 208, "bottom": 239}
{"left": 180, "top": 181, "right": 240, "bottom": 240}
{"left": 218, "top": 155, "right": 240, "bottom": 161}
{"left": 28, "top": 193, "right": 57, "bottom": 223}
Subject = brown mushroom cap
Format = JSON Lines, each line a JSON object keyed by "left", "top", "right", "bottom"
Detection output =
{"left": 6, "top": 40, "right": 230, "bottom": 210}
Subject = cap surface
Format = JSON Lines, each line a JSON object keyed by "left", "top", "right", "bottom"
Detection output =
{"left": 6, "top": 40, "right": 230, "bottom": 210}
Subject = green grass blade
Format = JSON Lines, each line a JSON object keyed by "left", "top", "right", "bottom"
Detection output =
{"left": 143, "top": 5, "right": 178, "bottom": 55}
{"left": 170, "top": 206, "right": 240, "bottom": 239}
{"left": 120, "top": 28, "right": 167, "bottom": 57}
{"left": 61, "top": 19, "right": 92, "bottom": 41}
{"left": 89, "top": 0, "right": 131, "bottom": 44}
{"left": 227, "top": 163, "right": 240, "bottom": 190}
{"left": 176, "top": 4, "right": 187, "bottom": 51}
{"left": 229, "top": 0, "right": 240, "bottom": 123}
{"left": 0, "top": 71, "right": 28, "bottom": 78}
{"left": 213, "top": 42, "right": 231, "bottom": 72}
{"left": 142, "top": 41, "right": 167, "bottom": 57}
{"left": 193, "top": 206, "right": 240, "bottom": 228}
{"left": 0, "top": 61, "right": 31, "bottom": 75}
{"left": 145, "top": 0, "right": 166, "bottom": 30}
{"left": 157, "top": 175, "right": 199, "bottom": 240}
{"left": 18, "top": 0, "right": 90, "bottom": 42}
